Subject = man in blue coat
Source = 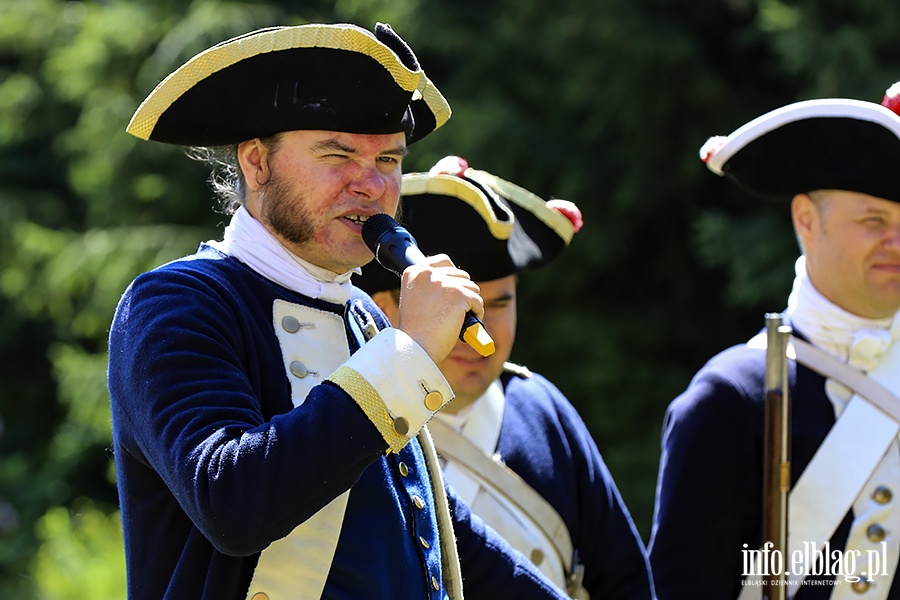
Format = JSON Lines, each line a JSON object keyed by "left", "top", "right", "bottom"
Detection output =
{"left": 356, "top": 156, "right": 656, "bottom": 600}
{"left": 650, "top": 84, "right": 900, "bottom": 599}
{"left": 108, "top": 22, "right": 571, "bottom": 600}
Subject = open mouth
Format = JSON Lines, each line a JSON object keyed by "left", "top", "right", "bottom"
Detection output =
{"left": 343, "top": 214, "right": 370, "bottom": 225}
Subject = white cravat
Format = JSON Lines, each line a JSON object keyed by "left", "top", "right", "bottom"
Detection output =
{"left": 208, "top": 206, "right": 358, "bottom": 305}
{"left": 785, "top": 256, "right": 900, "bottom": 415}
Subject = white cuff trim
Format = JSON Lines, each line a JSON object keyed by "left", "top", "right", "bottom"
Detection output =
{"left": 345, "top": 328, "right": 454, "bottom": 436}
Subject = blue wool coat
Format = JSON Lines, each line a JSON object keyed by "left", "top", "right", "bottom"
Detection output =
{"left": 107, "top": 245, "right": 566, "bottom": 600}
{"left": 487, "top": 369, "right": 656, "bottom": 599}
{"left": 649, "top": 340, "right": 900, "bottom": 599}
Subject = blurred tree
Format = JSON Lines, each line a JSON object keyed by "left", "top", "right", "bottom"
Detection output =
{"left": 1, "top": 0, "right": 899, "bottom": 596}
{"left": 397, "top": 0, "right": 900, "bottom": 533}
{"left": 30, "top": 500, "right": 126, "bottom": 599}
{"left": 0, "top": 0, "right": 286, "bottom": 595}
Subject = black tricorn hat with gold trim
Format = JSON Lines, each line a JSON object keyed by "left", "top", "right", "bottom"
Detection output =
{"left": 126, "top": 23, "right": 450, "bottom": 146}
{"left": 354, "top": 156, "right": 583, "bottom": 294}
{"left": 700, "top": 82, "right": 900, "bottom": 202}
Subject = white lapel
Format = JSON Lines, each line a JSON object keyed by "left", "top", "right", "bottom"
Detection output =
{"left": 247, "top": 300, "right": 352, "bottom": 600}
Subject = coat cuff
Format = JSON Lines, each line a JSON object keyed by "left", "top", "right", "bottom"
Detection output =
{"left": 326, "top": 328, "right": 454, "bottom": 453}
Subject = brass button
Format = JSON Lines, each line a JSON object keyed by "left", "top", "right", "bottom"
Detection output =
{"left": 289, "top": 361, "right": 309, "bottom": 378}
{"left": 431, "top": 575, "right": 440, "bottom": 591}
{"left": 874, "top": 485, "right": 893, "bottom": 504}
{"left": 412, "top": 495, "right": 425, "bottom": 510}
{"left": 424, "top": 390, "right": 443, "bottom": 411}
{"left": 867, "top": 523, "right": 886, "bottom": 543}
{"left": 398, "top": 461, "right": 409, "bottom": 477}
{"left": 852, "top": 575, "right": 870, "bottom": 593}
{"left": 419, "top": 536, "right": 430, "bottom": 549}
{"left": 530, "top": 548, "right": 544, "bottom": 566}
{"left": 252, "top": 594, "right": 270, "bottom": 600}
{"left": 281, "top": 315, "right": 301, "bottom": 333}
{"left": 393, "top": 417, "right": 409, "bottom": 436}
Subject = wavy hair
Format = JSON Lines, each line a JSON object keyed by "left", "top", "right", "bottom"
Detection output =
{"left": 186, "top": 134, "right": 283, "bottom": 215}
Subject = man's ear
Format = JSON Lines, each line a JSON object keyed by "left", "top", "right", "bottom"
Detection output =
{"left": 370, "top": 290, "right": 400, "bottom": 326}
{"left": 791, "top": 193, "right": 816, "bottom": 246}
{"left": 237, "top": 139, "right": 268, "bottom": 192}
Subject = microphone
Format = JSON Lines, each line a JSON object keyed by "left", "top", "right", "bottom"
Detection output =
{"left": 361, "top": 213, "right": 495, "bottom": 357}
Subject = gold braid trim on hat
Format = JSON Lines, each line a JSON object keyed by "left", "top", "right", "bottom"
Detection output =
{"left": 326, "top": 365, "right": 410, "bottom": 454}
{"left": 127, "top": 23, "right": 450, "bottom": 141}
{"left": 401, "top": 173, "right": 515, "bottom": 241}
{"left": 465, "top": 169, "right": 576, "bottom": 245}
{"left": 417, "top": 73, "right": 451, "bottom": 131}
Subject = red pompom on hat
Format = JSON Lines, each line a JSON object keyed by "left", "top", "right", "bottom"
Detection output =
{"left": 547, "top": 199, "right": 583, "bottom": 232}
{"left": 429, "top": 155, "right": 469, "bottom": 177}
{"left": 883, "top": 82, "right": 900, "bottom": 117}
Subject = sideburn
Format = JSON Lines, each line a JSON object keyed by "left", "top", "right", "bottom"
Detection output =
{"left": 259, "top": 172, "right": 316, "bottom": 247}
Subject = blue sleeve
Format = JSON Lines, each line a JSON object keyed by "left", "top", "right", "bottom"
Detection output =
{"left": 108, "top": 267, "right": 388, "bottom": 556}
{"left": 531, "top": 374, "right": 656, "bottom": 600}
{"left": 564, "top": 411, "right": 655, "bottom": 600}
{"left": 649, "top": 350, "right": 763, "bottom": 599}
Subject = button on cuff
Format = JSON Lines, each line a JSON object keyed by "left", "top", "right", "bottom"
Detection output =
{"left": 424, "top": 390, "right": 444, "bottom": 411}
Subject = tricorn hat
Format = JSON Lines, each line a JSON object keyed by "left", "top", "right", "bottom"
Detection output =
{"left": 127, "top": 23, "right": 450, "bottom": 146}
{"left": 700, "top": 82, "right": 900, "bottom": 202}
{"left": 355, "top": 156, "right": 583, "bottom": 294}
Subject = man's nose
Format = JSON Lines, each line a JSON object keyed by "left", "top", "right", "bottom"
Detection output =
{"left": 884, "top": 223, "right": 900, "bottom": 249}
{"left": 348, "top": 163, "right": 387, "bottom": 200}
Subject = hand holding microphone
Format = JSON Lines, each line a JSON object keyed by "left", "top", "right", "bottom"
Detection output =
{"left": 361, "top": 213, "right": 495, "bottom": 358}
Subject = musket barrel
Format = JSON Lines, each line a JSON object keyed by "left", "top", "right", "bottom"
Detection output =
{"left": 762, "top": 313, "right": 792, "bottom": 600}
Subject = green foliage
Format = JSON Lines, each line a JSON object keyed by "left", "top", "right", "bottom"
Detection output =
{"left": 31, "top": 501, "right": 126, "bottom": 599}
{"left": 694, "top": 208, "right": 797, "bottom": 308}
{"left": 2, "top": 0, "right": 900, "bottom": 595}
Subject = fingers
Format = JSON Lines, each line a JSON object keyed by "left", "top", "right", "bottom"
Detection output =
{"left": 394, "top": 255, "right": 484, "bottom": 363}
{"left": 412, "top": 253, "right": 456, "bottom": 270}
{"left": 405, "top": 254, "right": 484, "bottom": 315}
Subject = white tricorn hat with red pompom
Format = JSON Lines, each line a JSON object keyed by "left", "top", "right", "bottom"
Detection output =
{"left": 699, "top": 82, "right": 900, "bottom": 202}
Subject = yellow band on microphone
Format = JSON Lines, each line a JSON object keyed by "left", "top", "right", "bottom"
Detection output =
{"left": 462, "top": 322, "right": 495, "bottom": 357}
